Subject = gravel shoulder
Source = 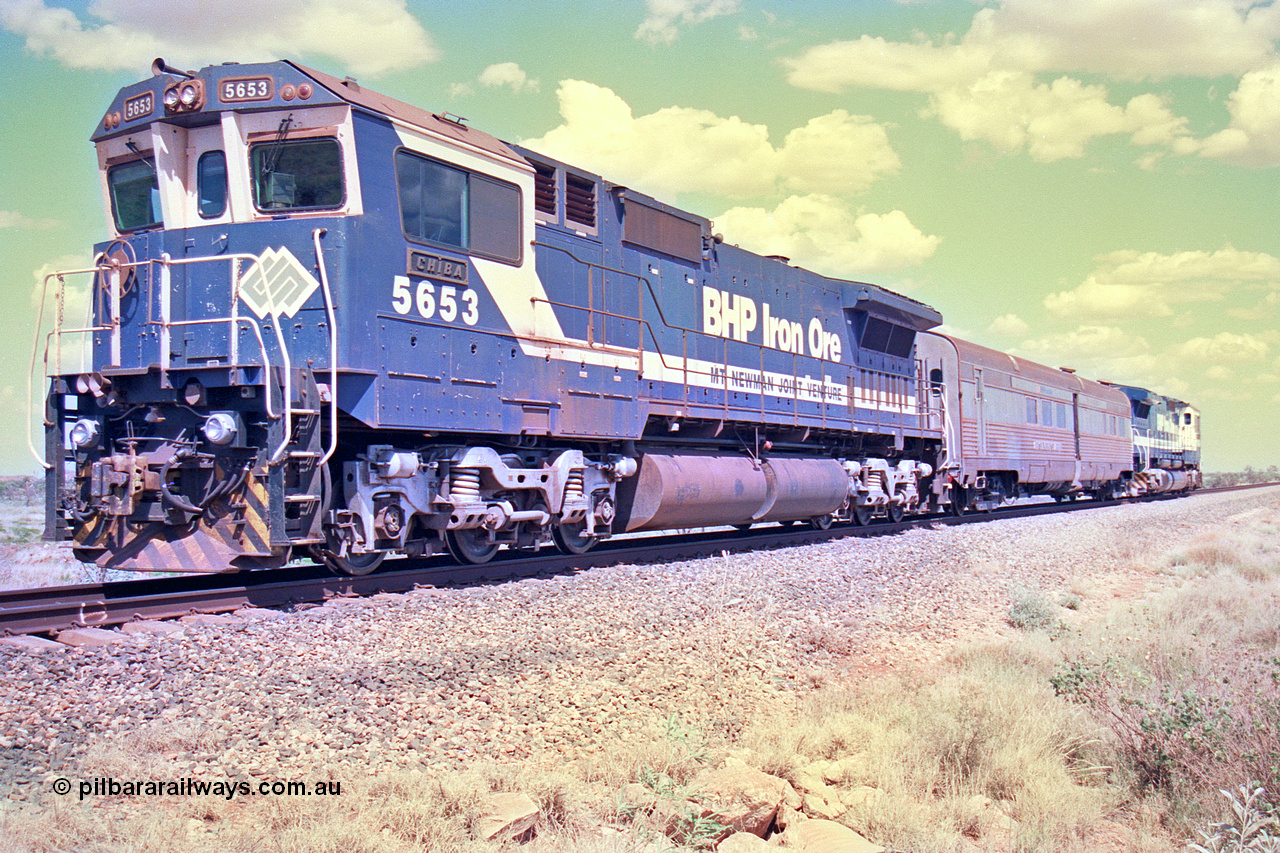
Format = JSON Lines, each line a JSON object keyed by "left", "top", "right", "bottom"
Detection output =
{"left": 2, "top": 487, "right": 1277, "bottom": 818}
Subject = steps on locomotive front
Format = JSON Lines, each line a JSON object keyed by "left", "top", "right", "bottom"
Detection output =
{"left": 270, "top": 372, "right": 325, "bottom": 546}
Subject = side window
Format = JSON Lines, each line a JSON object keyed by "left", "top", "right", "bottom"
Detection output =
{"left": 197, "top": 151, "right": 228, "bottom": 219}
{"left": 470, "top": 174, "right": 522, "bottom": 262}
{"left": 1026, "top": 396, "right": 1037, "bottom": 424}
{"left": 107, "top": 158, "right": 161, "bottom": 232}
{"left": 250, "top": 137, "right": 343, "bottom": 211}
{"left": 397, "top": 153, "right": 467, "bottom": 247}
{"left": 395, "top": 149, "right": 523, "bottom": 264}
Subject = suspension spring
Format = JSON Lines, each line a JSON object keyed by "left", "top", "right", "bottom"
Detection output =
{"left": 564, "top": 470, "right": 584, "bottom": 502}
{"left": 450, "top": 469, "right": 482, "bottom": 503}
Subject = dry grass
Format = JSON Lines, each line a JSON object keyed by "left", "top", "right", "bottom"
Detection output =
{"left": 1048, "top": 507, "right": 1280, "bottom": 833}
{"left": 739, "top": 644, "right": 1117, "bottom": 852}
{"left": 5, "top": 491, "right": 1279, "bottom": 853}
{"left": 0, "top": 717, "right": 717, "bottom": 853}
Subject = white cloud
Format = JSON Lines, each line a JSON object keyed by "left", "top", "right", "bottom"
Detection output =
{"left": 964, "top": 0, "right": 1280, "bottom": 80}
{"left": 986, "top": 313, "right": 1030, "bottom": 338}
{"left": 780, "top": 0, "right": 1280, "bottom": 161}
{"left": 0, "top": 0, "right": 439, "bottom": 78}
{"left": 927, "top": 71, "right": 1190, "bottom": 162}
{"left": 714, "top": 196, "right": 940, "bottom": 277}
{"left": 776, "top": 110, "right": 900, "bottom": 194}
{"left": 784, "top": 37, "right": 992, "bottom": 94}
{"left": 786, "top": 1, "right": 1280, "bottom": 90}
{"left": 0, "top": 210, "right": 58, "bottom": 230}
{"left": 522, "top": 80, "right": 775, "bottom": 198}
{"left": 1044, "top": 247, "right": 1280, "bottom": 321}
{"left": 478, "top": 62, "right": 539, "bottom": 93}
{"left": 1010, "top": 325, "right": 1161, "bottom": 386}
{"left": 635, "top": 0, "right": 740, "bottom": 45}
{"left": 1178, "top": 332, "right": 1271, "bottom": 365}
{"left": 522, "top": 81, "right": 901, "bottom": 201}
{"left": 1196, "top": 63, "right": 1280, "bottom": 165}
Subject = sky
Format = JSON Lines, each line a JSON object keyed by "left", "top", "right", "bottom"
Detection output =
{"left": 1, "top": 0, "right": 1278, "bottom": 473}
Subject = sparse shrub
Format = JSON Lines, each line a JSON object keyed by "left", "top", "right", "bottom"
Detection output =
{"left": 1188, "top": 785, "right": 1280, "bottom": 853}
{"left": 1007, "top": 585, "right": 1062, "bottom": 633}
{"left": 1052, "top": 644, "right": 1280, "bottom": 824}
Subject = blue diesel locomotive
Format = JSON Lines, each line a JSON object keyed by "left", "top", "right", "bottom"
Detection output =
{"left": 33, "top": 60, "right": 947, "bottom": 573}
{"left": 1109, "top": 385, "right": 1202, "bottom": 494}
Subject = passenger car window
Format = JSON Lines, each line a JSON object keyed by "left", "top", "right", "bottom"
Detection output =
{"left": 197, "top": 151, "right": 228, "bottom": 218}
{"left": 108, "top": 159, "right": 161, "bottom": 232}
{"left": 250, "top": 138, "right": 343, "bottom": 211}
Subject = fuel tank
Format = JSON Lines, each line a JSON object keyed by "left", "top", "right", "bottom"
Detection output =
{"left": 615, "top": 453, "right": 850, "bottom": 532}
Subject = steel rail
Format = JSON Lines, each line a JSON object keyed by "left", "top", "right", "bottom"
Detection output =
{"left": 3, "top": 483, "right": 1276, "bottom": 639}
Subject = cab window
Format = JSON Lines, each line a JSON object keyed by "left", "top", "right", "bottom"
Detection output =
{"left": 250, "top": 138, "right": 343, "bottom": 211}
{"left": 107, "top": 159, "right": 161, "bottom": 232}
{"left": 197, "top": 151, "right": 228, "bottom": 218}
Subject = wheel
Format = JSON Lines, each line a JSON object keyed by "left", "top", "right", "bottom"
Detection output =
{"left": 322, "top": 550, "right": 386, "bottom": 576}
{"left": 447, "top": 528, "right": 500, "bottom": 564}
{"left": 809, "top": 514, "right": 833, "bottom": 530}
{"left": 885, "top": 503, "right": 905, "bottom": 523}
{"left": 733, "top": 522, "right": 753, "bottom": 532}
{"left": 949, "top": 485, "right": 967, "bottom": 516}
{"left": 552, "top": 520, "right": 596, "bottom": 555}
{"left": 851, "top": 505, "right": 872, "bottom": 526}
{"left": 311, "top": 465, "right": 386, "bottom": 575}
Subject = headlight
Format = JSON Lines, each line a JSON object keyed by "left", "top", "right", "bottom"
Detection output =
{"left": 70, "top": 419, "right": 101, "bottom": 449}
{"left": 163, "top": 79, "right": 204, "bottom": 113}
{"left": 203, "top": 413, "right": 238, "bottom": 446}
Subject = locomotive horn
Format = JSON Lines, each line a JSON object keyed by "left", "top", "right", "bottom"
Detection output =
{"left": 151, "top": 58, "right": 194, "bottom": 79}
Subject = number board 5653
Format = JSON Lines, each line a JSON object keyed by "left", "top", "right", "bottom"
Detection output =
{"left": 219, "top": 77, "right": 274, "bottom": 103}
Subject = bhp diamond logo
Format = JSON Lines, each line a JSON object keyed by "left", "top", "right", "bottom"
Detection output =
{"left": 239, "top": 247, "right": 321, "bottom": 319}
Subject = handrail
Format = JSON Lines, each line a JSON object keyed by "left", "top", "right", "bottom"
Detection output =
{"left": 311, "top": 228, "right": 339, "bottom": 466}
{"left": 26, "top": 252, "right": 288, "bottom": 470}
{"left": 526, "top": 240, "right": 941, "bottom": 433}
{"left": 152, "top": 251, "right": 295, "bottom": 466}
{"left": 27, "top": 265, "right": 107, "bottom": 469}
{"left": 266, "top": 313, "right": 294, "bottom": 465}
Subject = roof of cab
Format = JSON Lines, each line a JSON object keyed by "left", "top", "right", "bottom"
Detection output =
{"left": 288, "top": 62, "right": 526, "bottom": 167}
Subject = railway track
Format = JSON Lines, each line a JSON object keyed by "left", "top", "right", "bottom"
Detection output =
{"left": 3, "top": 483, "right": 1275, "bottom": 638}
